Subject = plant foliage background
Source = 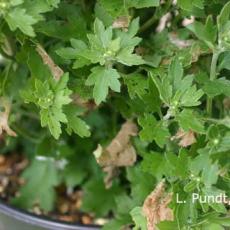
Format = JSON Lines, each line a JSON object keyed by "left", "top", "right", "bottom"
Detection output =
{"left": 0, "top": 0, "right": 230, "bottom": 229}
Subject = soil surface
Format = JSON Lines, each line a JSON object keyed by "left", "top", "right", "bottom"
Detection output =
{"left": 0, "top": 153, "right": 102, "bottom": 226}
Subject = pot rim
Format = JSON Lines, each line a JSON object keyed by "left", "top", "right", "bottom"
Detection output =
{"left": 0, "top": 201, "right": 100, "bottom": 230}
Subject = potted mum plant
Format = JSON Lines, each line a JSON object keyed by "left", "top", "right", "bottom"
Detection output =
{"left": 0, "top": 0, "right": 229, "bottom": 229}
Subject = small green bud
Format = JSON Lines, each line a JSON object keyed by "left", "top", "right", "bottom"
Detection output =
{"left": 0, "top": 1, "right": 7, "bottom": 9}
{"left": 213, "top": 138, "right": 219, "bottom": 145}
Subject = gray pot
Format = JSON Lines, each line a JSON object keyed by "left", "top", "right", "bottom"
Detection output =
{"left": 0, "top": 202, "right": 100, "bottom": 230}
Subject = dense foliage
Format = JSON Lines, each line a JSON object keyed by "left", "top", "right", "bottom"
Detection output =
{"left": 0, "top": 0, "right": 230, "bottom": 229}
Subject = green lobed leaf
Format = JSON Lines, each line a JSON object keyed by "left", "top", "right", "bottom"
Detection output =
{"left": 202, "top": 78, "right": 230, "bottom": 97}
{"left": 138, "top": 113, "right": 170, "bottom": 147}
{"left": 141, "top": 152, "right": 166, "bottom": 180}
{"left": 5, "top": 8, "right": 37, "bottom": 36}
{"left": 65, "top": 105, "right": 91, "bottom": 137}
{"left": 123, "top": 73, "right": 148, "bottom": 99}
{"left": 187, "top": 16, "right": 217, "bottom": 49}
{"left": 130, "top": 207, "right": 147, "bottom": 230}
{"left": 12, "top": 158, "right": 59, "bottom": 211}
{"left": 202, "top": 162, "right": 219, "bottom": 187}
{"left": 217, "top": 1, "right": 230, "bottom": 32}
{"left": 177, "top": 0, "right": 204, "bottom": 11}
{"left": 85, "top": 66, "right": 121, "bottom": 104}
{"left": 176, "top": 109, "right": 205, "bottom": 133}
{"left": 82, "top": 178, "right": 122, "bottom": 217}
{"left": 126, "top": 166, "right": 155, "bottom": 205}
{"left": 169, "top": 57, "right": 184, "bottom": 91}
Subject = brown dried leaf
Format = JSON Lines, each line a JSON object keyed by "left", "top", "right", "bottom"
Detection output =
{"left": 143, "top": 181, "right": 173, "bottom": 230}
{"left": 103, "top": 166, "right": 119, "bottom": 189}
{"left": 93, "top": 120, "right": 138, "bottom": 188}
{"left": 114, "top": 144, "right": 137, "bottom": 167}
{"left": 36, "top": 44, "right": 64, "bottom": 81}
{"left": 0, "top": 97, "right": 16, "bottom": 137}
{"left": 95, "top": 144, "right": 137, "bottom": 167}
{"left": 94, "top": 120, "right": 138, "bottom": 167}
{"left": 112, "top": 16, "right": 130, "bottom": 29}
{"left": 94, "top": 144, "right": 109, "bottom": 164}
{"left": 156, "top": 13, "right": 172, "bottom": 33}
{"left": 102, "top": 144, "right": 137, "bottom": 188}
{"left": 169, "top": 32, "right": 193, "bottom": 49}
{"left": 106, "top": 120, "right": 138, "bottom": 156}
{"left": 182, "top": 16, "right": 195, "bottom": 27}
{"left": 171, "top": 129, "right": 196, "bottom": 147}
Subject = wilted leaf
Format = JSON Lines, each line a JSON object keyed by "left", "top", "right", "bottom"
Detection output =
{"left": 156, "top": 13, "right": 172, "bottom": 33}
{"left": 93, "top": 120, "right": 138, "bottom": 188}
{"left": 0, "top": 97, "right": 16, "bottom": 137}
{"left": 182, "top": 16, "right": 195, "bottom": 27}
{"left": 142, "top": 181, "right": 174, "bottom": 230}
{"left": 94, "top": 120, "right": 138, "bottom": 167}
{"left": 171, "top": 129, "right": 196, "bottom": 147}
{"left": 169, "top": 32, "right": 193, "bottom": 49}
{"left": 103, "top": 166, "right": 120, "bottom": 189}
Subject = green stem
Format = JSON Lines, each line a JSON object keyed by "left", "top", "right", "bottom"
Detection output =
{"left": 202, "top": 117, "right": 220, "bottom": 123}
{"left": 210, "top": 52, "right": 220, "bottom": 81}
{"left": 11, "top": 124, "right": 42, "bottom": 144}
{"left": 138, "top": 14, "right": 157, "bottom": 34}
{"left": 1, "top": 61, "right": 12, "bottom": 96}
{"left": 19, "top": 110, "right": 40, "bottom": 121}
{"left": 206, "top": 51, "right": 220, "bottom": 116}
